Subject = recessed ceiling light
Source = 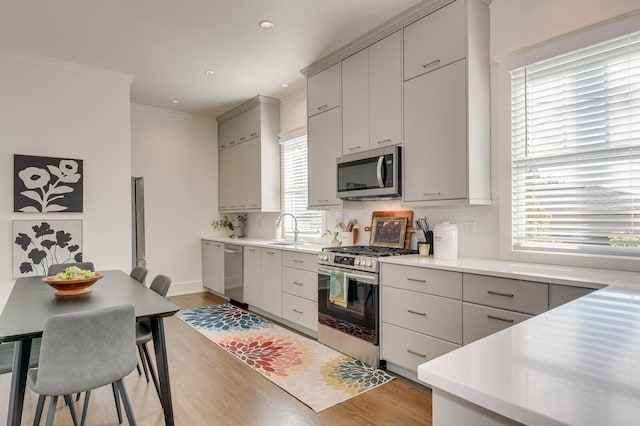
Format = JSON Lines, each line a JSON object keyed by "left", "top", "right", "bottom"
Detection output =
{"left": 204, "top": 69, "right": 215, "bottom": 76}
{"left": 280, "top": 83, "right": 289, "bottom": 88}
{"left": 170, "top": 99, "right": 179, "bottom": 104}
{"left": 259, "top": 20, "right": 274, "bottom": 29}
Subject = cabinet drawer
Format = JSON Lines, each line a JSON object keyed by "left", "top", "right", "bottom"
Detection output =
{"left": 463, "top": 274, "right": 548, "bottom": 315}
{"left": 381, "top": 264, "right": 462, "bottom": 299}
{"left": 403, "top": 0, "right": 466, "bottom": 81}
{"left": 462, "top": 302, "right": 532, "bottom": 345}
{"left": 282, "top": 251, "right": 317, "bottom": 272}
{"left": 382, "top": 322, "right": 459, "bottom": 372}
{"left": 282, "top": 293, "right": 318, "bottom": 332}
{"left": 282, "top": 267, "right": 317, "bottom": 301}
{"left": 382, "top": 287, "right": 461, "bottom": 344}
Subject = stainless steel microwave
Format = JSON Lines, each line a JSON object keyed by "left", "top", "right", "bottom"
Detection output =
{"left": 336, "top": 145, "right": 401, "bottom": 200}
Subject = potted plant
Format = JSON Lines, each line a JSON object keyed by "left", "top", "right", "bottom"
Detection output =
{"left": 323, "top": 229, "right": 341, "bottom": 247}
{"left": 212, "top": 214, "right": 247, "bottom": 238}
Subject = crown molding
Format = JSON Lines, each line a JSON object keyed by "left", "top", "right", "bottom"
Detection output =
{"left": 131, "top": 103, "right": 216, "bottom": 122}
{"left": 0, "top": 47, "right": 134, "bottom": 84}
{"left": 215, "top": 95, "right": 280, "bottom": 123}
{"left": 300, "top": 0, "right": 454, "bottom": 77}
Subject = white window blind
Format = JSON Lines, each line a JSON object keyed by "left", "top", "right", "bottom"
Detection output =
{"left": 280, "top": 135, "right": 323, "bottom": 237}
{"left": 511, "top": 30, "right": 640, "bottom": 257}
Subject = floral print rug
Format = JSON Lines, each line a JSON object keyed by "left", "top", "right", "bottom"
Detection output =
{"left": 177, "top": 304, "right": 394, "bottom": 412}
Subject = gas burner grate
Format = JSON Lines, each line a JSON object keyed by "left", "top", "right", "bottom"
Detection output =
{"left": 322, "top": 245, "right": 417, "bottom": 257}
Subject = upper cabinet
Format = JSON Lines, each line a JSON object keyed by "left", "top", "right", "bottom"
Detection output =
{"left": 403, "top": 0, "right": 466, "bottom": 81}
{"left": 308, "top": 106, "right": 342, "bottom": 208}
{"left": 342, "top": 31, "right": 402, "bottom": 155}
{"left": 216, "top": 96, "right": 281, "bottom": 213}
{"left": 307, "top": 63, "right": 341, "bottom": 117}
{"left": 403, "top": 0, "right": 490, "bottom": 205}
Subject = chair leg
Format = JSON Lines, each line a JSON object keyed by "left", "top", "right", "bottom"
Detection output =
{"left": 141, "top": 342, "right": 161, "bottom": 400}
{"left": 34, "top": 395, "right": 45, "bottom": 426}
{"left": 80, "top": 390, "right": 91, "bottom": 426}
{"left": 136, "top": 361, "right": 142, "bottom": 376}
{"left": 111, "top": 382, "right": 122, "bottom": 424}
{"left": 75, "top": 392, "right": 81, "bottom": 402}
{"left": 45, "top": 395, "right": 58, "bottom": 426}
{"left": 115, "top": 379, "right": 136, "bottom": 426}
{"left": 137, "top": 344, "right": 150, "bottom": 382}
{"left": 63, "top": 395, "right": 79, "bottom": 426}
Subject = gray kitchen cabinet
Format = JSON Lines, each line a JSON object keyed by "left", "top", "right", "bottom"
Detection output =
{"left": 218, "top": 146, "right": 238, "bottom": 211}
{"left": 216, "top": 96, "right": 280, "bottom": 213}
{"left": 307, "top": 63, "right": 341, "bottom": 117}
{"left": 218, "top": 117, "right": 238, "bottom": 150}
{"left": 403, "top": 0, "right": 490, "bottom": 206}
{"left": 462, "top": 302, "right": 532, "bottom": 345}
{"left": 281, "top": 251, "right": 318, "bottom": 332}
{"left": 308, "top": 106, "right": 342, "bottom": 208}
{"left": 549, "top": 284, "right": 596, "bottom": 309}
{"left": 243, "top": 246, "right": 262, "bottom": 307}
{"left": 342, "top": 31, "right": 402, "bottom": 155}
{"left": 202, "top": 240, "right": 225, "bottom": 295}
{"left": 261, "top": 248, "right": 282, "bottom": 317}
{"left": 403, "top": 0, "right": 466, "bottom": 81}
{"left": 463, "top": 274, "right": 549, "bottom": 316}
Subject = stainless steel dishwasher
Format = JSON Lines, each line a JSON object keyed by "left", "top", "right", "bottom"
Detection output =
{"left": 224, "top": 243, "right": 244, "bottom": 307}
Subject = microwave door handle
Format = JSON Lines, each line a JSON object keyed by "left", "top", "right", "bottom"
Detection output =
{"left": 376, "top": 156, "right": 385, "bottom": 188}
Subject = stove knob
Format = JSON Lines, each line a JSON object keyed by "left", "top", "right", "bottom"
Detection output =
{"left": 365, "top": 260, "right": 372, "bottom": 267}
{"left": 355, "top": 259, "right": 361, "bottom": 266}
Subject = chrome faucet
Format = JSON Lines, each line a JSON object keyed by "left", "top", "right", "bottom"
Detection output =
{"left": 276, "top": 213, "right": 299, "bottom": 244}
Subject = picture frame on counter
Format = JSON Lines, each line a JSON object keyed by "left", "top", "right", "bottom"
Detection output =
{"left": 370, "top": 217, "right": 407, "bottom": 248}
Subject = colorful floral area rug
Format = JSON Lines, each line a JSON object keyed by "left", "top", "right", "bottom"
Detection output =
{"left": 177, "top": 304, "right": 394, "bottom": 412}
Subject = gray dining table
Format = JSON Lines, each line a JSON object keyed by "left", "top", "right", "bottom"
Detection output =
{"left": 0, "top": 270, "right": 180, "bottom": 426}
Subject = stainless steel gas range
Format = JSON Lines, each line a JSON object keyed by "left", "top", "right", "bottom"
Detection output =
{"left": 317, "top": 245, "right": 416, "bottom": 367}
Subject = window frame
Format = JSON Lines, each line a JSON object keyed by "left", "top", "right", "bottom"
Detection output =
{"left": 497, "top": 11, "right": 640, "bottom": 272}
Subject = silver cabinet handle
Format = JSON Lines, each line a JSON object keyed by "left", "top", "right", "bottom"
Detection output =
{"left": 348, "top": 146, "right": 361, "bottom": 151}
{"left": 407, "top": 349, "right": 426, "bottom": 358}
{"left": 407, "top": 309, "right": 427, "bottom": 316}
{"left": 247, "top": 248, "right": 256, "bottom": 252}
{"left": 318, "top": 199, "right": 329, "bottom": 203}
{"left": 376, "top": 139, "right": 391, "bottom": 145}
{"left": 250, "top": 132, "right": 257, "bottom": 137}
{"left": 239, "top": 137, "right": 246, "bottom": 141}
{"left": 422, "top": 59, "right": 441, "bottom": 69}
{"left": 317, "top": 104, "right": 328, "bottom": 111}
{"left": 251, "top": 204, "right": 258, "bottom": 207}
{"left": 292, "top": 309, "right": 303, "bottom": 314}
{"left": 293, "top": 281, "right": 304, "bottom": 286}
{"left": 293, "top": 259, "right": 304, "bottom": 263}
{"left": 220, "top": 144, "right": 227, "bottom": 149}
{"left": 229, "top": 141, "right": 236, "bottom": 145}
{"left": 407, "top": 278, "right": 426, "bottom": 283}
{"left": 214, "top": 244, "right": 221, "bottom": 247}
{"left": 487, "top": 315, "right": 514, "bottom": 323}
{"left": 265, "top": 251, "right": 275, "bottom": 255}
{"left": 487, "top": 290, "right": 515, "bottom": 298}
{"left": 423, "top": 192, "right": 441, "bottom": 197}
{"left": 239, "top": 204, "right": 246, "bottom": 208}
{"left": 204, "top": 242, "right": 210, "bottom": 245}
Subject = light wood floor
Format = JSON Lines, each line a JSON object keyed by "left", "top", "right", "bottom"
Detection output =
{"left": 0, "top": 292, "right": 432, "bottom": 425}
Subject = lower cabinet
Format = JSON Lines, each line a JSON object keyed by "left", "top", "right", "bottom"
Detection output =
{"left": 282, "top": 293, "right": 318, "bottom": 331}
{"left": 261, "top": 249, "right": 282, "bottom": 317}
{"left": 243, "top": 246, "right": 262, "bottom": 306}
{"left": 202, "top": 240, "right": 224, "bottom": 294}
{"left": 281, "top": 251, "right": 318, "bottom": 332}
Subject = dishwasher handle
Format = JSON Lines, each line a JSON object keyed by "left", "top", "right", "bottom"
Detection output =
{"left": 224, "top": 248, "right": 242, "bottom": 254}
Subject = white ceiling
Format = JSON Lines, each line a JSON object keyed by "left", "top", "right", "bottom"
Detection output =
{"left": 0, "top": 0, "right": 423, "bottom": 117}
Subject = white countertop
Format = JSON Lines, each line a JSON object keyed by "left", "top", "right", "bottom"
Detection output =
{"left": 380, "top": 255, "right": 640, "bottom": 289}
{"left": 385, "top": 256, "right": 640, "bottom": 425}
{"left": 201, "top": 236, "right": 325, "bottom": 254}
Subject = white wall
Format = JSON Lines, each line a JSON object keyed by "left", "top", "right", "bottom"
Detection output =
{"left": 131, "top": 105, "right": 218, "bottom": 295}
{"left": 0, "top": 48, "right": 133, "bottom": 308}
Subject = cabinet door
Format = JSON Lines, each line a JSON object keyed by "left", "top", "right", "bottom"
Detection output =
{"left": 369, "top": 31, "right": 402, "bottom": 148}
{"left": 243, "top": 246, "right": 262, "bottom": 307}
{"left": 202, "top": 240, "right": 224, "bottom": 294}
{"left": 218, "top": 146, "right": 239, "bottom": 210}
{"left": 261, "top": 249, "right": 282, "bottom": 316}
{"left": 403, "top": 0, "right": 466, "bottom": 81}
{"left": 237, "top": 138, "right": 261, "bottom": 210}
{"left": 342, "top": 49, "right": 369, "bottom": 155}
{"left": 308, "top": 107, "right": 342, "bottom": 208}
{"left": 219, "top": 117, "right": 238, "bottom": 150}
{"left": 238, "top": 105, "right": 261, "bottom": 143}
{"left": 307, "top": 63, "right": 341, "bottom": 117}
{"left": 404, "top": 60, "right": 467, "bottom": 202}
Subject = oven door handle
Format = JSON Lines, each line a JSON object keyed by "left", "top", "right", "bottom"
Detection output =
{"left": 317, "top": 266, "right": 378, "bottom": 285}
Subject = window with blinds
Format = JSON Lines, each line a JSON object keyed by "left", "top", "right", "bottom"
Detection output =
{"left": 280, "top": 135, "right": 324, "bottom": 238}
{"left": 510, "top": 30, "right": 640, "bottom": 257}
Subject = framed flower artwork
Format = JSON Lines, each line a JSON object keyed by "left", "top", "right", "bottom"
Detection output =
{"left": 14, "top": 154, "right": 84, "bottom": 212}
{"left": 13, "top": 220, "right": 83, "bottom": 277}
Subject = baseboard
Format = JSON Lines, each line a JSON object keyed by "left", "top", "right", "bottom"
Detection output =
{"left": 167, "top": 280, "right": 206, "bottom": 297}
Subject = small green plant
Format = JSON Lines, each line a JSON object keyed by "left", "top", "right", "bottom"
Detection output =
{"left": 212, "top": 214, "right": 248, "bottom": 231}
{"left": 323, "top": 229, "right": 340, "bottom": 239}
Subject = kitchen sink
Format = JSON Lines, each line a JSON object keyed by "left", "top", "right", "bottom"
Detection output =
{"left": 270, "top": 239, "right": 296, "bottom": 246}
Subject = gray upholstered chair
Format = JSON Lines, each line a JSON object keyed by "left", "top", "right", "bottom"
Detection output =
{"left": 47, "top": 262, "right": 95, "bottom": 276}
{"left": 136, "top": 275, "right": 172, "bottom": 400}
{"left": 28, "top": 305, "right": 137, "bottom": 426}
{"left": 130, "top": 266, "right": 149, "bottom": 284}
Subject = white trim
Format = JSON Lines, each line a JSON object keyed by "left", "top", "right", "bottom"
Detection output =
{"left": 0, "top": 46, "right": 134, "bottom": 84}
{"left": 495, "top": 13, "right": 640, "bottom": 273}
{"left": 166, "top": 280, "right": 206, "bottom": 297}
{"left": 131, "top": 103, "right": 216, "bottom": 122}
{"left": 278, "top": 126, "right": 307, "bottom": 142}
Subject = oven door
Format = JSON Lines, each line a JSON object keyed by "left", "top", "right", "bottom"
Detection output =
{"left": 317, "top": 265, "right": 379, "bottom": 345}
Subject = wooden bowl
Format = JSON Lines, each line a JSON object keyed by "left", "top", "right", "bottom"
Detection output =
{"left": 42, "top": 273, "right": 104, "bottom": 296}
